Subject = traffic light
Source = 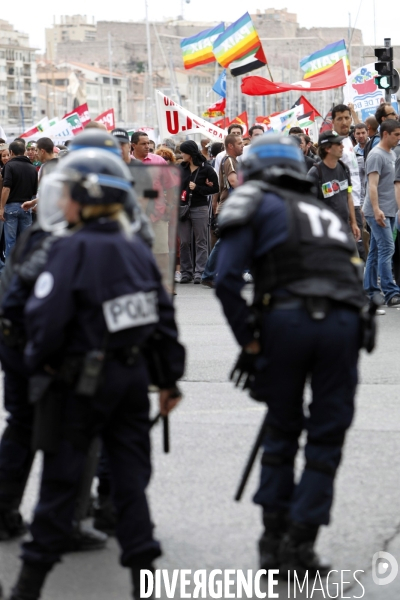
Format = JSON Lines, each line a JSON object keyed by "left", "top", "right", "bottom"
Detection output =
{"left": 374, "top": 40, "right": 400, "bottom": 95}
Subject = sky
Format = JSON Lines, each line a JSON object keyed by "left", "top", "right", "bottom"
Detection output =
{"left": 1, "top": 0, "right": 397, "bottom": 53}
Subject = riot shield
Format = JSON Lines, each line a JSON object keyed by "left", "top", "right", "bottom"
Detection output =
{"left": 129, "top": 164, "right": 181, "bottom": 295}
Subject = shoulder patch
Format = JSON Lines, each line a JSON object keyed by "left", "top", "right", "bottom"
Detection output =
{"left": 218, "top": 182, "right": 265, "bottom": 233}
{"left": 34, "top": 272, "right": 54, "bottom": 299}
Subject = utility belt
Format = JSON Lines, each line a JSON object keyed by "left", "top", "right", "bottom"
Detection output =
{"left": 30, "top": 344, "right": 141, "bottom": 455}
{"left": 30, "top": 344, "right": 141, "bottom": 404}
{"left": 263, "top": 295, "right": 358, "bottom": 320}
{"left": 252, "top": 294, "right": 376, "bottom": 353}
{"left": 0, "top": 318, "right": 27, "bottom": 352}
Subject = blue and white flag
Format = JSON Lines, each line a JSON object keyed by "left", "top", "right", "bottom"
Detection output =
{"left": 212, "top": 70, "right": 227, "bottom": 98}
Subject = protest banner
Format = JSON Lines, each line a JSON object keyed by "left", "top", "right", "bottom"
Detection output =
{"left": 343, "top": 63, "right": 398, "bottom": 120}
{"left": 21, "top": 117, "right": 50, "bottom": 139}
{"left": 95, "top": 108, "right": 115, "bottom": 131}
{"left": 64, "top": 113, "right": 84, "bottom": 135}
{"left": 155, "top": 90, "right": 227, "bottom": 140}
{"left": 64, "top": 103, "right": 91, "bottom": 127}
{"left": 22, "top": 118, "right": 74, "bottom": 142}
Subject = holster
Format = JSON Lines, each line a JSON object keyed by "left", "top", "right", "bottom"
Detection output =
{"left": 31, "top": 376, "right": 64, "bottom": 454}
{"left": 0, "top": 318, "right": 26, "bottom": 351}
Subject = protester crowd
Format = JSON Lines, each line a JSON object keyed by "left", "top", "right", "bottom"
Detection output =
{"left": 0, "top": 101, "right": 399, "bottom": 308}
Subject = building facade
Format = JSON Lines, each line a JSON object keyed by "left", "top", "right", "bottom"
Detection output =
{"left": 45, "top": 15, "right": 96, "bottom": 63}
{"left": 0, "top": 20, "right": 37, "bottom": 131}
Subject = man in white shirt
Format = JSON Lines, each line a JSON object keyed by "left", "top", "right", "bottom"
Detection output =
{"left": 332, "top": 104, "right": 364, "bottom": 259}
{"left": 214, "top": 124, "right": 244, "bottom": 175}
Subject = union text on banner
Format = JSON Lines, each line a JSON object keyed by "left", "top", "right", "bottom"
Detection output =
{"left": 155, "top": 91, "right": 227, "bottom": 141}
{"left": 64, "top": 103, "right": 91, "bottom": 127}
{"left": 241, "top": 60, "right": 347, "bottom": 96}
{"left": 95, "top": 108, "right": 115, "bottom": 131}
{"left": 343, "top": 63, "right": 398, "bottom": 120}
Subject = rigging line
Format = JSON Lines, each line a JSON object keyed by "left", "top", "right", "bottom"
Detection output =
{"left": 349, "top": 0, "right": 364, "bottom": 46}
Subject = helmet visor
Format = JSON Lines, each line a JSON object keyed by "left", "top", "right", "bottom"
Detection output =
{"left": 37, "top": 172, "right": 69, "bottom": 232}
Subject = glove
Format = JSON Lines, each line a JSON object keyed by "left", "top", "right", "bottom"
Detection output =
{"left": 230, "top": 349, "right": 259, "bottom": 390}
{"left": 210, "top": 215, "right": 220, "bottom": 238}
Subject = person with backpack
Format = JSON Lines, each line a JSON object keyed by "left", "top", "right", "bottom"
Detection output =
{"left": 308, "top": 131, "right": 360, "bottom": 241}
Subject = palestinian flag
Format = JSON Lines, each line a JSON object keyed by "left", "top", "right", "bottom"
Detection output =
{"left": 298, "top": 111, "right": 319, "bottom": 142}
{"left": 212, "top": 12, "right": 267, "bottom": 77}
{"left": 291, "top": 95, "right": 322, "bottom": 119}
{"left": 320, "top": 108, "right": 333, "bottom": 133}
{"left": 230, "top": 46, "right": 267, "bottom": 77}
{"left": 298, "top": 111, "right": 315, "bottom": 128}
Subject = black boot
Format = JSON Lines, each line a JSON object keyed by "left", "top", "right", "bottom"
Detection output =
{"left": 258, "top": 511, "right": 287, "bottom": 570}
{"left": 8, "top": 562, "right": 51, "bottom": 600}
{"left": 67, "top": 522, "right": 108, "bottom": 552}
{"left": 131, "top": 566, "right": 154, "bottom": 600}
{"left": 0, "top": 509, "right": 27, "bottom": 541}
{"left": 279, "top": 522, "right": 331, "bottom": 579}
{"left": 93, "top": 494, "right": 117, "bottom": 536}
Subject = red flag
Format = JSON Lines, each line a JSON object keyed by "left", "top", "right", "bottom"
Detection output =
{"left": 291, "top": 95, "right": 322, "bottom": 119}
{"left": 64, "top": 103, "right": 91, "bottom": 127}
{"left": 241, "top": 60, "right": 347, "bottom": 96}
{"left": 94, "top": 108, "right": 115, "bottom": 131}
{"left": 214, "top": 117, "right": 230, "bottom": 129}
{"left": 320, "top": 108, "right": 333, "bottom": 133}
{"left": 255, "top": 116, "right": 271, "bottom": 126}
{"left": 229, "top": 111, "right": 249, "bottom": 136}
{"left": 203, "top": 98, "right": 226, "bottom": 118}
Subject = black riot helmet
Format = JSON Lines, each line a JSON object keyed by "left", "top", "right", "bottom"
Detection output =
{"left": 38, "top": 148, "right": 138, "bottom": 232}
{"left": 68, "top": 128, "right": 121, "bottom": 157}
{"left": 240, "top": 134, "right": 309, "bottom": 189}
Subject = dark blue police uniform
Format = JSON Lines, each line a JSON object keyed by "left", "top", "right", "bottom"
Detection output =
{"left": 216, "top": 187, "right": 362, "bottom": 525}
{"left": 215, "top": 156, "right": 367, "bottom": 575}
{"left": 21, "top": 219, "right": 184, "bottom": 569}
{"left": 0, "top": 227, "right": 48, "bottom": 530}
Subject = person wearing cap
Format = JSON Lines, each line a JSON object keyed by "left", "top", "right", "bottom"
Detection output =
{"left": 179, "top": 140, "right": 219, "bottom": 284}
{"left": 308, "top": 131, "right": 360, "bottom": 241}
{"left": 111, "top": 128, "right": 132, "bottom": 165}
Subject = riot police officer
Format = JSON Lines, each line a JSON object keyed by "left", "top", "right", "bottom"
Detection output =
{"left": 8, "top": 148, "right": 185, "bottom": 600}
{"left": 0, "top": 130, "right": 135, "bottom": 545}
{"left": 0, "top": 153, "right": 106, "bottom": 549}
{"left": 215, "top": 135, "right": 367, "bottom": 577}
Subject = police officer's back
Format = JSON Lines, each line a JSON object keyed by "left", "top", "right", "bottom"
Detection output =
{"left": 9, "top": 149, "right": 185, "bottom": 600}
{"left": 215, "top": 135, "right": 367, "bottom": 577}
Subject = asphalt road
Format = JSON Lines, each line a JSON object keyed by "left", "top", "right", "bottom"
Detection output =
{"left": 1, "top": 284, "right": 400, "bottom": 599}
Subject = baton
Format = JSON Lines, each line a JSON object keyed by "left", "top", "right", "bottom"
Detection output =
{"left": 235, "top": 411, "right": 268, "bottom": 502}
{"left": 149, "top": 412, "right": 170, "bottom": 453}
{"left": 163, "top": 415, "right": 170, "bottom": 453}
